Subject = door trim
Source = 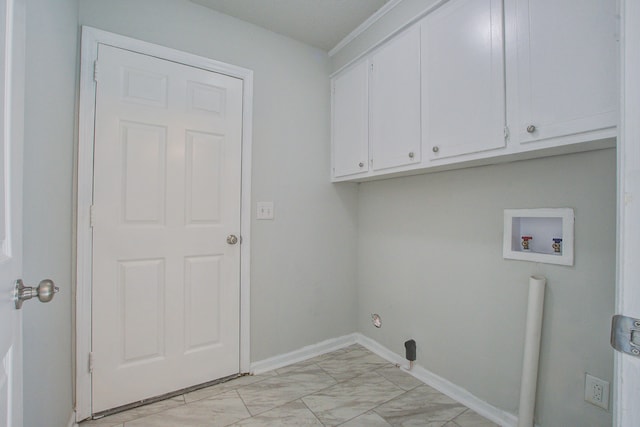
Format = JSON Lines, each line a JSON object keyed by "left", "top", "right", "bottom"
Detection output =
{"left": 75, "top": 26, "right": 253, "bottom": 422}
{"left": 614, "top": 0, "right": 640, "bottom": 425}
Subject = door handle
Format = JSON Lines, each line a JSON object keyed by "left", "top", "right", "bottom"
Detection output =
{"left": 226, "top": 235, "right": 239, "bottom": 245}
{"left": 14, "top": 279, "right": 59, "bottom": 309}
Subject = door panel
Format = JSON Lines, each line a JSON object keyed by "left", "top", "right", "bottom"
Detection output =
{"left": 370, "top": 26, "right": 421, "bottom": 171}
{"left": 422, "top": 0, "right": 505, "bottom": 159}
{"left": 92, "top": 44, "right": 242, "bottom": 413}
{"left": 120, "top": 121, "right": 167, "bottom": 224}
{"left": 185, "top": 132, "right": 223, "bottom": 224}
{"left": 514, "top": 0, "right": 617, "bottom": 143}
{"left": 331, "top": 60, "right": 369, "bottom": 178}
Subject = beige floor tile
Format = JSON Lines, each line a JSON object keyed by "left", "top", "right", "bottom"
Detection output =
{"left": 302, "top": 371, "right": 404, "bottom": 426}
{"left": 375, "top": 365, "right": 423, "bottom": 391}
{"left": 125, "top": 390, "right": 250, "bottom": 427}
{"left": 230, "top": 400, "right": 322, "bottom": 426}
{"left": 237, "top": 364, "right": 337, "bottom": 415}
{"left": 184, "top": 374, "right": 272, "bottom": 403}
{"left": 316, "top": 347, "right": 389, "bottom": 382}
{"left": 450, "top": 409, "right": 499, "bottom": 427}
{"left": 339, "top": 411, "right": 393, "bottom": 427}
{"left": 374, "top": 385, "right": 467, "bottom": 425}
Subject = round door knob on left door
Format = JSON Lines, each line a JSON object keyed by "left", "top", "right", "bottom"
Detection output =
{"left": 226, "top": 235, "right": 239, "bottom": 245}
{"left": 14, "top": 279, "right": 59, "bottom": 309}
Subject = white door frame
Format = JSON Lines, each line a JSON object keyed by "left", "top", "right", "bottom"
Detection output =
{"left": 614, "top": 0, "right": 640, "bottom": 425}
{"left": 75, "top": 26, "right": 253, "bottom": 422}
{"left": 0, "top": 0, "right": 24, "bottom": 425}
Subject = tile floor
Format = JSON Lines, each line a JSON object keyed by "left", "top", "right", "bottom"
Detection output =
{"left": 80, "top": 344, "right": 499, "bottom": 427}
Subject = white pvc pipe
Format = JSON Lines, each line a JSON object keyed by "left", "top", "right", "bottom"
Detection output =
{"left": 518, "top": 275, "right": 546, "bottom": 427}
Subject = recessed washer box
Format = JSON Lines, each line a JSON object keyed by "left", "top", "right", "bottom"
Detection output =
{"left": 503, "top": 208, "right": 574, "bottom": 266}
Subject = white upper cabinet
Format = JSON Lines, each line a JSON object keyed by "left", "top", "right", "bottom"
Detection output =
{"left": 509, "top": 0, "right": 617, "bottom": 145}
{"left": 330, "top": 0, "right": 617, "bottom": 182}
{"left": 422, "top": 0, "right": 506, "bottom": 160}
{"left": 369, "top": 26, "right": 422, "bottom": 171}
{"left": 331, "top": 60, "right": 369, "bottom": 178}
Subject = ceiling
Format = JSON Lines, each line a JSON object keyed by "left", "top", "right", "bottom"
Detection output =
{"left": 189, "top": 0, "right": 391, "bottom": 52}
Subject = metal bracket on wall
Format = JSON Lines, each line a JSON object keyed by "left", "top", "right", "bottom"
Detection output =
{"left": 611, "top": 314, "right": 640, "bottom": 357}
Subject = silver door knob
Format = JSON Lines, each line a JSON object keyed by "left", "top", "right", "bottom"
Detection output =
{"left": 226, "top": 235, "right": 239, "bottom": 245}
{"left": 526, "top": 125, "right": 536, "bottom": 133}
{"left": 432, "top": 146, "right": 439, "bottom": 153}
{"left": 408, "top": 152, "right": 415, "bottom": 159}
{"left": 14, "top": 279, "right": 59, "bottom": 310}
{"left": 358, "top": 162, "right": 364, "bottom": 168}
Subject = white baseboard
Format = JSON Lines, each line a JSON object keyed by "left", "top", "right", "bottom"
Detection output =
{"left": 250, "top": 332, "right": 519, "bottom": 427}
{"left": 250, "top": 333, "right": 359, "bottom": 374}
{"left": 354, "top": 333, "right": 518, "bottom": 427}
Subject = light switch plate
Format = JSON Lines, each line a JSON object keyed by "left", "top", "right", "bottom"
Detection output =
{"left": 257, "top": 202, "right": 274, "bottom": 220}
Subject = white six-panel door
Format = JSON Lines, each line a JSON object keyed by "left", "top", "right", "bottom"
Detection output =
{"left": 91, "top": 44, "right": 243, "bottom": 413}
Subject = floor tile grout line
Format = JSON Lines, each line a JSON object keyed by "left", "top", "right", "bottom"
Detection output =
{"left": 300, "top": 397, "right": 328, "bottom": 426}
{"left": 238, "top": 371, "right": 340, "bottom": 417}
{"left": 304, "top": 365, "right": 408, "bottom": 427}
{"left": 234, "top": 386, "right": 257, "bottom": 420}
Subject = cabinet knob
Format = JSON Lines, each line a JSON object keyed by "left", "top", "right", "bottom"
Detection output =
{"left": 526, "top": 125, "right": 536, "bottom": 133}
{"left": 408, "top": 152, "right": 415, "bottom": 159}
{"left": 358, "top": 162, "right": 364, "bottom": 168}
{"left": 432, "top": 146, "right": 439, "bottom": 153}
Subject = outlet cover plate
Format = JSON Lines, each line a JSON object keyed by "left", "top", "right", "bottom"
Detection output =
{"left": 585, "top": 373, "right": 610, "bottom": 410}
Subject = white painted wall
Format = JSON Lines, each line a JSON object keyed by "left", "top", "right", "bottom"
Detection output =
{"left": 77, "top": 0, "right": 359, "bottom": 363}
{"left": 332, "top": 4, "right": 616, "bottom": 425}
{"left": 22, "top": 0, "right": 78, "bottom": 426}
{"left": 357, "top": 149, "right": 615, "bottom": 426}
{"left": 21, "top": 2, "right": 614, "bottom": 427}
{"left": 22, "top": 0, "right": 359, "bottom": 424}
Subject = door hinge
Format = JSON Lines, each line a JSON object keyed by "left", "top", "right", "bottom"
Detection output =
{"left": 93, "top": 60, "right": 99, "bottom": 82}
{"left": 88, "top": 352, "right": 94, "bottom": 373}
{"left": 89, "top": 205, "right": 96, "bottom": 228}
{"left": 504, "top": 126, "right": 510, "bottom": 141}
{"left": 611, "top": 314, "right": 640, "bottom": 357}
{"left": 370, "top": 63, "right": 374, "bottom": 72}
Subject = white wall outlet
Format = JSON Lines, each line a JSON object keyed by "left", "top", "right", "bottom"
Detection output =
{"left": 256, "top": 202, "right": 274, "bottom": 220}
{"left": 585, "top": 373, "right": 609, "bottom": 410}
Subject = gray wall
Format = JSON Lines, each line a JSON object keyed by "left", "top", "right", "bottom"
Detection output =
{"left": 334, "top": 4, "right": 616, "bottom": 425}
{"left": 22, "top": 0, "right": 358, "bottom": 425}
{"left": 21, "top": 1, "right": 616, "bottom": 427}
{"left": 357, "top": 150, "right": 615, "bottom": 427}
{"left": 22, "top": 0, "right": 78, "bottom": 426}
{"left": 78, "top": 0, "right": 359, "bottom": 363}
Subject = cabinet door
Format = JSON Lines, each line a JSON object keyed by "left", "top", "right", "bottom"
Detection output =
{"left": 513, "top": 0, "right": 617, "bottom": 144}
{"left": 332, "top": 60, "right": 369, "bottom": 178}
{"left": 370, "top": 26, "right": 421, "bottom": 171}
{"left": 422, "top": 0, "right": 505, "bottom": 160}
